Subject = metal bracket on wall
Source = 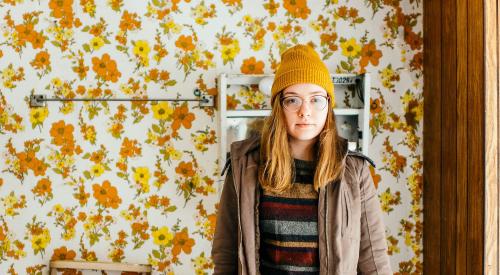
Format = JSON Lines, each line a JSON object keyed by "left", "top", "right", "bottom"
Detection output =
{"left": 29, "top": 93, "right": 215, "bottom": 108}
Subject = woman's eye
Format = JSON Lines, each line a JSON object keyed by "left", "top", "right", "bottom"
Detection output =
{"left": 311, "top": 96, "right": 322, "bottom": 103}
{"left": 285, "top": 97, "right": 300, "bottom": 105}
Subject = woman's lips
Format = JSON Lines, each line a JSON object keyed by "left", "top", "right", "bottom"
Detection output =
{"left": 296, "top": 124, "right": 314, "bottom": 128}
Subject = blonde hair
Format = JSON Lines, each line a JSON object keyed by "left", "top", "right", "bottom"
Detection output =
{"left": 258, "top": 94, "right": 345, "bottom": 193}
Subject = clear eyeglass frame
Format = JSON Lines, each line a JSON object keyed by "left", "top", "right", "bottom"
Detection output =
{"left": 280, "top": 95, "right": 330, "bottom": 112}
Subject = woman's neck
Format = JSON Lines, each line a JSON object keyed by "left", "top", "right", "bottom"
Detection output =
{"left": 289, "top": 138, "right": 317, "bottom": 161}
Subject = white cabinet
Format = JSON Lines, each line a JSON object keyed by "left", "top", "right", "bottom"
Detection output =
{"left": 217, "top": 73, "right": 371, "bottom": 177}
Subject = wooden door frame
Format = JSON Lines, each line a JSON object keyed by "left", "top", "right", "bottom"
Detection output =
{"left": 485, "top": 0, "right": 499, "bottom": 274}
{"left": 423, "top": 0, "right": 496, "bottom": 274}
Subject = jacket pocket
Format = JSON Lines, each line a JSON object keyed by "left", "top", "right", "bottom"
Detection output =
{"left": 341, "top": 184, "right": 352, "bottom": 237}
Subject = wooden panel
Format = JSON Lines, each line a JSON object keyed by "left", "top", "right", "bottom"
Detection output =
{"left": 423, "top": 0, "right": 442, "bottom": 272}
{"left": 456, "top": 0, "right": 468, "bottom": 273}
{"left": 441, "top": 0, "right": 457, "bottom": 273}
{"left": 485, "top": 0, "right": 499, "bottom": 273}
{"left": 467, "top": 0, "right": 485, "bottom": 274}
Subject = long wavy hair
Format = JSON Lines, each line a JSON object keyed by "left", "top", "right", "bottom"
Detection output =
{"left": 258, "top": 93, "right": 345, "bottom": 193}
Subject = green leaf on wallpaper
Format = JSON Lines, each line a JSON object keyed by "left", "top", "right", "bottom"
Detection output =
{"left": 341, "top": 61, "right": 350, "bottom": 70}
{"left": 355, "top": 18, "right": 365, "bottom": 24}
{"left": 83, "top": 153, "right": 91, "bottom": 159}
{"left": 51, "top": 41, "right": 61, "bottom": 48}
{"left": 82, "top": 26, "right": 90, "bottom": 32}
{"left": 166, "top": 206, "right": 177, "bottom": 212}
{"left": 152, "top": 249, "right": 161, "bottom": 258}
{"left": 53, "top": 168, "right": 63, "bottom": 174}
{"left": 152, "top": 124, "right": 161, "bottom": 133}
{"left": 104, "top": 37, "right": 111, "bottom": 44}
{"left": 83, "top": 171, "right": 91, "bottom": 179}
{"left": 116, "top": 171, "right": 125, "bottom": 177}
{"left": 133, "top": 241, "right": 145, "bottom": 249}
{"left": 82, "top": 44, "right": 91, "bottom": 52}
{"left": 116, "top": 45, "right": 126, "bottom": 52}
{"left": 90, "top": 234, "right": 98, "bottom": 245}
{"left": 165, "top": 80, "right": 177, "bottom": 86}
{"left": 103, "top": 227, "right": 109, "bottom": 234}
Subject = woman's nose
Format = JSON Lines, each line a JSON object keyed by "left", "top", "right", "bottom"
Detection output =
{"left": 298, "top": 101, "right": 312, "bottom": 117}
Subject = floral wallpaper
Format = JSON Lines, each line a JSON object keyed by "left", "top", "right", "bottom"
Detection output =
{"left": 0, "top": 0, "right": 423, "bottom": 274}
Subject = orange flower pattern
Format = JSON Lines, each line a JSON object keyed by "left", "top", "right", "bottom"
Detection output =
{"left": 240, "top": 57, "right": 265, "bottom": 74}
{"left": 92, "top": 180, "right": 122, "bottom": 209}
{"left": 91, "top": 53, "right": 121, "bottom": 83}
{"left": 0, "top": 1, "right": 423, "bottom": 273}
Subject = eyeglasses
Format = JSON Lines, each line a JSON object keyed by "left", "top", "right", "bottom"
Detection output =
{"left": 281, "top": 95, "right": 329, "bottom": 112}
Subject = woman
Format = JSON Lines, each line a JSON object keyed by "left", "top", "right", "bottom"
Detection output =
{"left": 212, "top": 44, "right": 392, "bottom": 275}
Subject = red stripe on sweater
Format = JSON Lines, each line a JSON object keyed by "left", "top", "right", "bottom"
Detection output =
{"left": 260, "top": 201, "right": 317, "bottom": 220}
{"left": 262, "top": 247, "right": 318, "bottom": 266}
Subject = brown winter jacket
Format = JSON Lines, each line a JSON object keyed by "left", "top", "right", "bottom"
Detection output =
{"left": 212, "top": 135, "right": 392, "bottom": 275}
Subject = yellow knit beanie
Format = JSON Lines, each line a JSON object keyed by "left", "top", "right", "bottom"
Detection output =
{"left": 271, "top": 44, "right": 334, "bottom": 105}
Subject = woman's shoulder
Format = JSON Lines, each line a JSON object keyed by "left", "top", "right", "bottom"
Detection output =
{"left": 346, "top": 150, "right": 376, "bottom": 168}
{"left": 222, "top": 134, "right": 261, "bottom": 176}
{"left": 229, "top": 134, "right": 260, "bottom": 158}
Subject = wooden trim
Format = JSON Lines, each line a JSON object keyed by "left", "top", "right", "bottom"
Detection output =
{"left": 467, "top": 1, "right": 485, "bottom": 273}
{"left": 423, "top": 0, "right": 442, "bottom": 272}
{"left": 442, "top": 0, "right": 458, "bottom": 272}
{"left": 49, "top": 260, "right": 151, "bottom": 272}
{"left": 485, "top": 0, "right": 499, "bottom": 273}
{"left": 456, "top": 0, "right": 468, "bottom": 273}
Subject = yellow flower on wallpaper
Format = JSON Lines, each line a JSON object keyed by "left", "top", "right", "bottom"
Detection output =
{"left": 51, "top": 77, "right": 62, "bottom": 87}
{"left": 31, "top": 228, "right": 50, "bottom": 251}
{"left": 62, "top": 227, "right": 75, "bottom": 240}
{"left": 166, "top": 146, "right": 182, "bottom": 160}
{"left": 83, "top": 125, "right": 97, "bottom": 143}
{"left": 221, "top": 40, "right": 240, "bottom": 63}
{"left": 134, "top": 40, "right": 150, "bottom": 56}
{"left": 152, "top": 102, "right": 173, "bottom": 121}
{"left": 53, "top": 204, "right": 64, "bottom": 213}
{"left": 152, "top": 226, "right": 173, "bottom": 246}
{"left": 134, "top": 166, "right": 150, "bottom": 185}
{"left": 29, "top": 107, "right": 49, "bottom": 127}
{"left": 381, "top": 66, "right": 394, "bottom": 79}
{"left": 2, "top": 66, "right": 15, "bottom": 79}
{"left": 90, "top": 36, "right": 104, "bottom": 50}
{"left": 90, "top": 163, "right": 105, "bottom": 177}
{"left": 133, "top": 40, "right": 151, "bottom": 66}
{"left": 162, "top": 20, "right": 182, "bottom": 35}
{"left": 340, "top": 38, "right": 361, "bottom": 58}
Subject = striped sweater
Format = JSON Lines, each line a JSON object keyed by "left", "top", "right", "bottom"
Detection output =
{"left": 259, "top": 159, "right": 319, "bottom": 274}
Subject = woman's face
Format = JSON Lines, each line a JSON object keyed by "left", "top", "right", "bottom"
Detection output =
{"left": 281, "top": 83, "right": 329, "bottom": 142}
